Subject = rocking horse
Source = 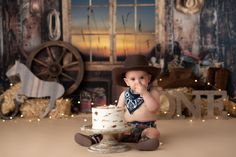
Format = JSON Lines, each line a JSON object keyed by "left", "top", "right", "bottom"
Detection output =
{"left": 0, "top": 60, "right": 65, "bottom": 119}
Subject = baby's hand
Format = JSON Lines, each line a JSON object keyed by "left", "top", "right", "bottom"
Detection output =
{"left": 134, "top": 82, "right": 147, "bottom": 95}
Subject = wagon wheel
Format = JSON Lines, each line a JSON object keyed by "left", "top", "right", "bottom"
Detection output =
{"left": 26, "top": 41, "right": 84, "bottom": 96}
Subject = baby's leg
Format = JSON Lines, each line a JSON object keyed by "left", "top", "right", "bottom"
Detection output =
{"left": 135, "top": 128, "right": 160, "bottom": 151}
{"left": 116, "top": 128, "right": 142, "bottom": 143}
{"left": 74, "top": 133, "right": 103, "bottom": 147}
{"left": 141, "top": 127, "right": 160, "bottom": 139}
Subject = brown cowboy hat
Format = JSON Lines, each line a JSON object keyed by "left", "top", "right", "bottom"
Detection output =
{"left": 112, "top": 54, "right": 161, "bottom": 87}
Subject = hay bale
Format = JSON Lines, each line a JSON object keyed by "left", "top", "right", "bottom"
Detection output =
{"left": 225, "top": 99, "right": 236, "bottom": 117}
{"left": 0, "top": 83, "right": 72, "bottom": 119}
{"left": 20, "top": 98, "right": 72, "bottom": 119}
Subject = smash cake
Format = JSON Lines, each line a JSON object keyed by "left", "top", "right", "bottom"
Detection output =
{"left": 92, "top": 105, "right": 126, "bottom": 130}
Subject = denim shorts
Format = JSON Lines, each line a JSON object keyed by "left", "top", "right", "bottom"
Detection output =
{"left": 120, "top": 121, "right": 156, "bottom": 143}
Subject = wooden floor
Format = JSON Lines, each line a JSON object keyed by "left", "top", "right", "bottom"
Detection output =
{"left": 0, "top": 114, "right": 235, "bottom": 157}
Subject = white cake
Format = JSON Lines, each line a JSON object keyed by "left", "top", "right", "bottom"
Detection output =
{"left": 92, "top": 106, "right": 126, "bottom": 130}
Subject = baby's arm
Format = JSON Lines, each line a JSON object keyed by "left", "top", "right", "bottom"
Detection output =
{"left": 141, "top": 87, "right": 160, "bottom": 113}
{"left": 117, "top": 91, "right": 125, "bottom": 109}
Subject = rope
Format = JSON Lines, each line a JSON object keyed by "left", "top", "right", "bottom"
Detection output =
{"left": 175, "top": 0, "right": 204, "bottom": 14}
{"left": 47, "top": 9, "right": 61, "bottom": 41}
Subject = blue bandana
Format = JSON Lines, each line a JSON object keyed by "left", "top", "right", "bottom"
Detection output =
{"left": 124, "top": 88, "right": 144, "bottom": 114}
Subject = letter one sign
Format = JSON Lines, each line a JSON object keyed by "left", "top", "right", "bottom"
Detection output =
{"left": 159, "top": 90, "right": 228, "bottom": 119}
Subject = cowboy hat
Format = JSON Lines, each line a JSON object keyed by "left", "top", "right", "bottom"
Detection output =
{"left": 112, "top": 54, "right": 160, "bottom": 87}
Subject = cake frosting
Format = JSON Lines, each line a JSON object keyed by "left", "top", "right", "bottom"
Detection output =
{"left": 92, "top": 105, "right": 126, "bottom": 130}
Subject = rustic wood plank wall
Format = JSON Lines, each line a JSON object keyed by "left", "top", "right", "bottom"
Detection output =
{"left": 0, "top": 0, "right": 235, "bottom": 97}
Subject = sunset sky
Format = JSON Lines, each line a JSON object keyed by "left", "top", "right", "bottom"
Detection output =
{"left": 71, "top": 0, "right": 156, "bottom": 60}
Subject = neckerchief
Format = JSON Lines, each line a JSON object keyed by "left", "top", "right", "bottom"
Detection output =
{"left": 124, "top": 88, "right": 144, "bottom": 114}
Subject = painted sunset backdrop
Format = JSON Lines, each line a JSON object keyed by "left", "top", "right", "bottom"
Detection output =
{"left": 70, "top": 0, "right": 156, "bottom": 61}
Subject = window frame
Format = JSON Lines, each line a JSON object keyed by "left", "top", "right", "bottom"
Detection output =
{"left": 62, "top": 0, "right": 166, "bottom": 70}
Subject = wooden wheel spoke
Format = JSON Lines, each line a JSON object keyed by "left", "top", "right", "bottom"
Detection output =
{"left": 62, "top": 61, "right": 79, "bottom": 68}
{"left": 52, "top": 77, "right": 60, "bottom": 83}
{"left": 57, "top": 48, "right": 66, "bottom": 63}
{"left": 61, "top": 72, "right": 76, "bottom": 82}
{"left": 37, "top": 69, "right": 49, "bottom": 78}
{"left": 33, "top": 58, "right": 48, "bottom": 67}
{"left": 46, "top": 47, "right": 55, "bottom": 62}
{"left": 48, "top": 75, "right": 53, "bottom": 80}
{"left": 63, "top": 66, "right": 80, "bottom": 71}
{"left": 56, "top": 78, "right": 61, "bottom": 83}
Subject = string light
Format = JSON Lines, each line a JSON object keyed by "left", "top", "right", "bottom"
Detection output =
{"left": 0, "top": 113, "right": 80, "bottom": 123}
{"left": 0, "top": 86, "right": 232, "bottom": 123}
{"left": 202, "top": 119, "right": 205, "bottom": 122}
{"left": 204, "top": 78, "right": 228, "bottom": 92}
